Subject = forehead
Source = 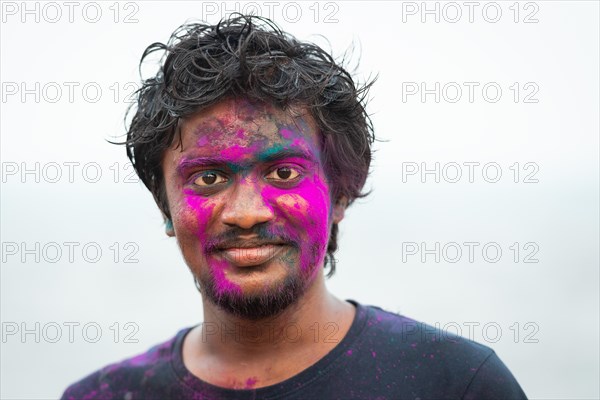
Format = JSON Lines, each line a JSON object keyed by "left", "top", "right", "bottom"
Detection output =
{"left": 174, "top": 98, "right": 321, "bottom": 155}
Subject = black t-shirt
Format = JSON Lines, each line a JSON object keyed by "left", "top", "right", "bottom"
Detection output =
{"left": 61, "top": 300, "right": 527, "bottom": 399}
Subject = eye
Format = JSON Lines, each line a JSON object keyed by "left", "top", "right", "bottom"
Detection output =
{"left": 193, "top": 171, "right": 228, "bottom": 187}
{"left": 266, "top": 166, "right": 301, "bottom": 181}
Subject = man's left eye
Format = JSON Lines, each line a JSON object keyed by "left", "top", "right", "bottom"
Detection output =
{"left": 265, "top": 167, "right": 300, "bottom": 181}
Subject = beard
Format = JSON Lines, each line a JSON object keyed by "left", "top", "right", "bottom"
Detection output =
{"left": 196, "top": 268, "right": 308, "bottom": 320}
{"left": 192, "top": 225, "right": 326, "bottom": 320}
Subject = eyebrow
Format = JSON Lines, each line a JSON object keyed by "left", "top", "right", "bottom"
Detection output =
{"left": 176, "top": 157, "right": 229, "bottom": 175}
{"left": 258, "top": 148, "right": 316, "bottom": 163}
{"left": 176, "top": 148, "right": 317, "bottom": 176}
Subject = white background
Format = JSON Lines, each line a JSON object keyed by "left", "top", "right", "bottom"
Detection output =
{"left": 1, "top": 1, "right": 598, "bottom": 399}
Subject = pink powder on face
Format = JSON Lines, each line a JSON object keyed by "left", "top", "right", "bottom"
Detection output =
{"left": 262, "top": 170, "right": 330, "bottom": 276}
{"left": 278, "top": 128, "right": 315, "bottom": 157}
{"left": 183, "top": 192, "right": 243, "bottom": 296}
{"left": 221, "top": 143, "right": 258, "bottom": 161}
{"left": 211, "top": 258, "right": 243, "bottom": 296}
{"left": 197, "top": 136, "right": 210, "bottom": 146}
{"left": 279, "top": 128, "right": 295, "bottom": 140}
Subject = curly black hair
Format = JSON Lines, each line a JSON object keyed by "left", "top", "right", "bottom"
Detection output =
{"left": 123, "top": 14, "right": 376, "bottom": 277}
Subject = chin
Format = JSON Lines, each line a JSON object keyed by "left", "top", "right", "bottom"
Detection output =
{"left": 199, "top": 264, "right": 312, "bottom": 320}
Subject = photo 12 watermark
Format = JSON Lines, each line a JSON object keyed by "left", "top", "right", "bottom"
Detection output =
{"left": 397, "top": 320, "right": 540, "bottom": 344}
{"left": 198, "top": 320, "right": 343, "bottom": 345}
{"left": 401, "top": 82, "right": 540, "bottom": 104}
{"left": 2, "top": 321, "right": 140, "bottom": 344}
{"left": 1, "top": 162, "right": 139, "bottom": 184}
{"left": 1, "top": 1, "right": 140, "bottom": 24}
{"left": 1, "top": 241, "right": 141, "bottom": 264}
{"left": 399, "top": 1, "right": 539, "bottom": 24}
{"left": 2, "top": 81, "right": 140, "bottom": 104}
{"left": 400, "top": 241, "right": 540, "bottom": 264}
{"left": 198, "top": 1, "right": 340, "bottom": 24}
{"left": 400, "top": 162, "right": 540, "bottom": 184}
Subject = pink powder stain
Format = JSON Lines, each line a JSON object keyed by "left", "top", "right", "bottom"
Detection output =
{"left": 197, "top": 135, "right": 210, "bottom": 146}
{"left": 279, "top": 129, "right": 318, "bottom": 159}
{"left": 245, "top": 377, "right": 258, "bottom": 388}
{"left": 184, "top": 192, "right": 243, "bottom": 297}
{"left": 258, "top": 127, "right": 332, "bottom": 275}
{"left": 221, "top": 144, "right": 257, "bottom": 160}
{"left": 263, "top": 175, "right": 330, "bottom": 275}
{"left": 213, "top": 258, "right": 243, "bottom": 296}
{"left": 128, "top": 352, "right": 158, "bottom": 366}
{"left": 82, "top": 390, "right": 98, "bottom": 399}
{"left": 279, "top": 128, "right": 293, "bottom": 139}
{"left": 184, "top": 194, "right": 215, "bottom": 243}
{"left": 346, "top": 349, "right": 353, "bottom": 356}
{"left": 372, "top": 351, "right": 377, "bottom": 358}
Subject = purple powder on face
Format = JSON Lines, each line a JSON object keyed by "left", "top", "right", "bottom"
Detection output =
{"left": 245, "top": 377, "right": 258, "bottom": 388}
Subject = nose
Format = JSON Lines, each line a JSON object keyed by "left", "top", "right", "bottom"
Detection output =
{"left": 220, "top": 176, "right": 275, "bottom": 229}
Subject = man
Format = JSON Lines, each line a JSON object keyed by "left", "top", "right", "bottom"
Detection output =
{"left": 62, "top": 15, "right": 527, "bottom": 399}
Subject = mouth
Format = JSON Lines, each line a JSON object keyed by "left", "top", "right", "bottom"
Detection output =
{"left": 217, "top": 242, "right": 287, "bottom": 267}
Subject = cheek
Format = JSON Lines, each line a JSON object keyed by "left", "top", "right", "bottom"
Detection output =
{"left": 273, "top": 189, "right": 329, "bottom": 237}
{"left": 303, "top": 175, "right": 331, "bottom": 230}
{"left": 180, "top": 195, "right": 242, "bottom": 295}
{"left": 265, "top": 175, "right": 332, "bottom": 269}
{"left": 175, "top": 193, "right": 217, "bottom": 241}
{"left": 274, "top": 193, "right": 308, "bottom": 215}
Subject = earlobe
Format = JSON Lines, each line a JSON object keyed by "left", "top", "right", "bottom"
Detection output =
{"left": 332, "top": 197, "right": 347, "bottom": 224}
{"left": 165, "top": 219, "right": 175, "bottom": 237}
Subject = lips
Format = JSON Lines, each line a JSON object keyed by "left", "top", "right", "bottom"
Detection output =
{"left": 219, "top": 244, "right": 285, "bottom": 267}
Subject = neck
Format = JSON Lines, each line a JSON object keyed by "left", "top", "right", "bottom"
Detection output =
{"left": 196, "top": 270, "right": 353, "bottom": 358}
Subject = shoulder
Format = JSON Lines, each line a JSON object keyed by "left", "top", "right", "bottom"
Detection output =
{"left": 349, "top": 302, "right": 527, "bottom": 399}
{"left": 60, "top": 327, "right": 191, "bottom": 400}
{"left": 357, "top": 303, "right": 494, "bottom": 360}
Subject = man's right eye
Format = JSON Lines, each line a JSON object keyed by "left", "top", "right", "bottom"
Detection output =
{"left": 193, "top": 172, "right": 228, "bottom": 187}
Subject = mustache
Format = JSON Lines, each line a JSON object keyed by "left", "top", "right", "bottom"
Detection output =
{"left": 203, "top": 225, "right": 299, "bottom": 254}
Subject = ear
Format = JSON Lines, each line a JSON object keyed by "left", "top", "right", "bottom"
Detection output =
{"left": 332, "top": 197, "right": 347, "bottom": 224}
{"left": 165, "top": 219, "right": 175, "bottom": 237}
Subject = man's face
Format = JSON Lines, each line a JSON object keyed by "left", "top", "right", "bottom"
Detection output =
{"left": 161, "top": 98, "right": 344, "bottom": 319}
